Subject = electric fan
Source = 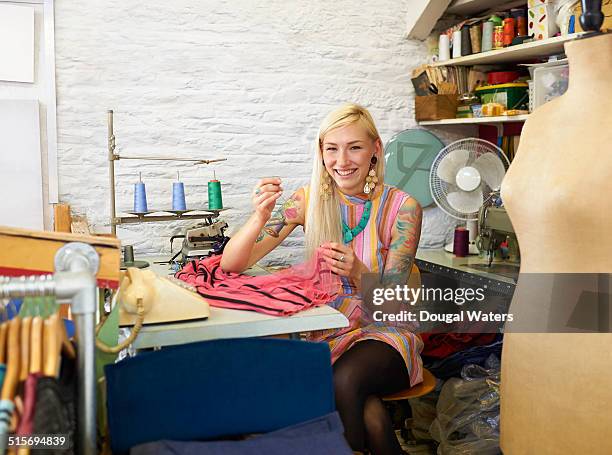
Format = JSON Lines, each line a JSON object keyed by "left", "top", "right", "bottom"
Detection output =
{"left": 429, "top": 138, "right": 509, "bottom": 254}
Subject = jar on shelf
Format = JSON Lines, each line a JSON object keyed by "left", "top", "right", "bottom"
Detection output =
{"left": 457, "top": 93, "right": 479, "bottom": 118}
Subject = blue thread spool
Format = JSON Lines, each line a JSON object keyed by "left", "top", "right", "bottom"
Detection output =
{"left": 207, "top": 170, "right": 223, "bottom": 210}
{"left": 133, "top": 174, "right": 148, "bottom": 213}
{"left": 172, "top": 171, "right": 187, "bottom": 211}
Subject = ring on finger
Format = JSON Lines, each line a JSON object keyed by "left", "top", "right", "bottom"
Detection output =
{"left": 254, "top": 187, "right": 261, "bottom": 195}
{"left": 338, "top": 255, "right": 345, "bottom": 263}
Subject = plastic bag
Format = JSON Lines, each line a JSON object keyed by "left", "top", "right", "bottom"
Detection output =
{"left": 429, "top": 354, "right": 501, "bottom": 455}
{"left": 409, "top": 384, "right": 441, "bottom": 441}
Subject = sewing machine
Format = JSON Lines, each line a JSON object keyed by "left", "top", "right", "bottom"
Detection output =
{"left": 477, "top": 205, "right": 520, "bottom": 266}
{"left": 170, "top": 218, "right": 229, "bottom": 264}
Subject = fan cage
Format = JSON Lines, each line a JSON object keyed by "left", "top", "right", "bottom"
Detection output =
{"left": 430, "top": 138, "right": 509, "bottom": 221}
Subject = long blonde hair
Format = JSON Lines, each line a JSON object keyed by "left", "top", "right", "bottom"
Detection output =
{"left": 305, "top": 104, "right": 385, "bottom": 259}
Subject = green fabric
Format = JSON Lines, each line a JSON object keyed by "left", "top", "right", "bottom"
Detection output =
{"left": 19, "top": 296, "right": 58, "bottom": 318}
{"left": 96, "top": 301, "right": 120, "bottom": 435}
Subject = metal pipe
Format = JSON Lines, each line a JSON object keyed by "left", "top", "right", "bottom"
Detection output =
{"left": 109, "top": 110, "right": 117, "bottom": 235}
{"left": 115, "top": 156, "right": 227, "bottom": 164}
{"left": 54, "top": 243, "right": 99, "bottom": 455}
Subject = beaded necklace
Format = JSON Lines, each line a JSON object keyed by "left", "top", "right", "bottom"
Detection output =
{"left": 342, "top": 199, "right": 372, "bottom": 243}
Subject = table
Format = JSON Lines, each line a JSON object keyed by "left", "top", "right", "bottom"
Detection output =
{"left": 129, "top": 255, "right": 349, "bottom": 349}
{"left": 415, "top": 249, "right": 517, "bottom": 296}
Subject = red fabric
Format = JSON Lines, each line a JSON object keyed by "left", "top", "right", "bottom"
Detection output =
{"left": 176, "top": 248, "right": 340, "bottom": 316}
{"left": 420, "top": 333, "right": 497, "bottom": 358}
{"left": 16, "top": 372, "right": 42, "bottom": 436}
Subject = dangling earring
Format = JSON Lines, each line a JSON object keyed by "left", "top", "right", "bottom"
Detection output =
{"left": 320, "top": 166, "right": 333, "bottom": 201}
{"left": 364, "top": 156, "right": 379, "bottom": 194}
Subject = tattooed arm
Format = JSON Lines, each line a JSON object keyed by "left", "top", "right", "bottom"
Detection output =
{"left": 363, "top": 196, "right": 423, "bottom": 324}
{"left": 383, "top": 196, "right": 423, "bottom": 278}
{"left": 220, "top": 187, "right": 306, "bottom": 273}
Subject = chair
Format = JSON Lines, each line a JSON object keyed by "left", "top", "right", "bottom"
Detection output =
{"left": 381, "top": 264, "right": 436, "bottom": 404}
{"left": 381, "top": 368, "right": 436, "bottom": 401}
{"left": 105, "top": 338, "right": 337, "bottom": 454}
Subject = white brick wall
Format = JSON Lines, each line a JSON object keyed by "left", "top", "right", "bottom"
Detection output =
{"left": 54, "top": 0, "right": 464, "bottom": 265}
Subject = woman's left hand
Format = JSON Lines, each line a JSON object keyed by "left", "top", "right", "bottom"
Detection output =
{"left": 320, "top": 242, "right": 367, "bottom": 284}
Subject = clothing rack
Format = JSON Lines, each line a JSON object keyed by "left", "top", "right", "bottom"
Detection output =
{"left": 0, "top": 242, "right": 99, "bottom": 455}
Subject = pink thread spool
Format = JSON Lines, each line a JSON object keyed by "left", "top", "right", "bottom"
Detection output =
{"left": 453, "top": 227, "right": 469, "bottom": 257}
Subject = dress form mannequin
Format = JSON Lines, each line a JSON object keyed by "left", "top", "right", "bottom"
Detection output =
{"left": 500, "top": 33, "right": 612, "bottom": 454}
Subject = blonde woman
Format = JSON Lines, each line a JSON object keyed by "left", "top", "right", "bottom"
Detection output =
{"left": 221, "top": 104, "right": 423, "bottom": 455}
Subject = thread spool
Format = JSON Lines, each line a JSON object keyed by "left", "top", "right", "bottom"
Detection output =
{"left": 482, "top": 21, "right": 494, "bottom": 52}
{"left": 207, "top": 171, "right": 223, "bottom": 210}
{"left": 470, "top": 25, "right": 482, "bottom": 53}
{"left": 461, "top": 26, "right": 472, "bottom": 56}
{"left": 452, "top": 30, "right": 462, "bottom": 59}
{"left": 133, "top": 173, "right": 148, "bottom": 213}
{"left": 453, "top": 227, "right": 469, "bottom": 257}
{"left": 438, "top": 34, "right": 450, "bottom": 62}
{"left": 172, "top": 171, "right": 187, "bottom": 211}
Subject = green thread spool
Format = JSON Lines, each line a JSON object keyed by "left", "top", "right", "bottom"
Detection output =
{"left": 207, "top": 178, "right": 223, "bottom": 210}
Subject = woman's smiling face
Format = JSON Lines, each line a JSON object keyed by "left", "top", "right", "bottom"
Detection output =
{"left": 321, "top": 122, "right": 381, "bottom": 196}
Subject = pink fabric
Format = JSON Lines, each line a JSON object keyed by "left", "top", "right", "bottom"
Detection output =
{"left": 176, "top": 248, "right": 341, "bottom": 316}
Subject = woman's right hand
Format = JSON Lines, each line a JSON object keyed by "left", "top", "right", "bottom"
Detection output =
{"left": 252, "top": 177, "right": 283, "bottom": 222}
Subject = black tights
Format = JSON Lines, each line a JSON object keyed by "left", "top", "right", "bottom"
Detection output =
{"left": 333, "top": 340, "right": 409, "bottom": 455}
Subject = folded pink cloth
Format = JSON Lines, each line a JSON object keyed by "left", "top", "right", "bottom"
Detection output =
{"left": 175, "top": 248, "right": 340, "bottom": 316}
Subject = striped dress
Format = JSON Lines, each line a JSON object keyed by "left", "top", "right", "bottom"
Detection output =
{"left": 305, "top": 184, "right": 424, "bottom": 387}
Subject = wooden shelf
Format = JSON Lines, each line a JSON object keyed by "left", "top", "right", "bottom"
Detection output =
{"left": 432, "top": 34, "right": 582, "bottom": 67}
{"left": 446, "top": 0, "right": 524, "bottom": 16}
{"left": 418, "top": 114, "right": 528, "bottom": 125}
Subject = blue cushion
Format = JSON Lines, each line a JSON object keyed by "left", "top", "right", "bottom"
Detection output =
{"left": 105, "top": 338, "right": 335, "bottom": 454}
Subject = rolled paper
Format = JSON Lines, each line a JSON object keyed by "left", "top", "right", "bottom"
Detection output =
{"left": 133, "top": 182, "right": 148, "bottom": 213}
{"left": 482, "top": 21, "right": 494, "bottom": 52}
{"left": 452, "top": 30, "right": 462, "bottom": 59}
{"left": 172, "top": 182, "right": 187, "bottom": 211}
{"left": 207, "top": 179, "right": 223, "bottom": 210}
{"left": 439, "top": 34, "right": 450, "bottom": 61}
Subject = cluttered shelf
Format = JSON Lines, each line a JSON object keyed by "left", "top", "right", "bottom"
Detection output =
{"left": 431, "top": 33, "right": 582, "bottom": 67}
{"left": 412, "top": 2, "right": 579, "bottom": 124}
{"left": 418, "top": 113, "right": 529, "bottom": 125}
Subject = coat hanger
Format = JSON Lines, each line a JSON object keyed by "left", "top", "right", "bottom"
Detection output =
{"left": 29, "top": 317, "right": 42, "bottom": 375}
{"left": 40, "top": 295, "right": 75, "bottom": 378}
{"left": 1, "top": 318, "right": 21, "bottom": 401}
{"left": 18, "top": 317, "right": 32, "bottom": 383}
{"left": 42, "top": 314, "right": 61, "bottom": 378}
{"left": 0, "top": 322, "right": 8, "bottom": 365}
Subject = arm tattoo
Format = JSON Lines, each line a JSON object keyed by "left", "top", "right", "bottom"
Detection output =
{"left": 255, "top": 193, "right": 302, "bottom": 242}
{"left": 383, "top": 198, "right": 422, "bottom": 281}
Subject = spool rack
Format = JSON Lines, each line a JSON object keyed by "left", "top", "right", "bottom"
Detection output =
{"left": 107, "top": 110, "right": 228, "bottom": 234}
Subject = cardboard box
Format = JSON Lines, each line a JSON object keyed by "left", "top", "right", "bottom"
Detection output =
{"left": 528, "top": 2, "right": 559, "bottom": 40}
{"left": 0, "top": 226, "right": 121, "bottom": 289}
{"left": 415, "top": 95, "right": 459, "bottom": 121}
